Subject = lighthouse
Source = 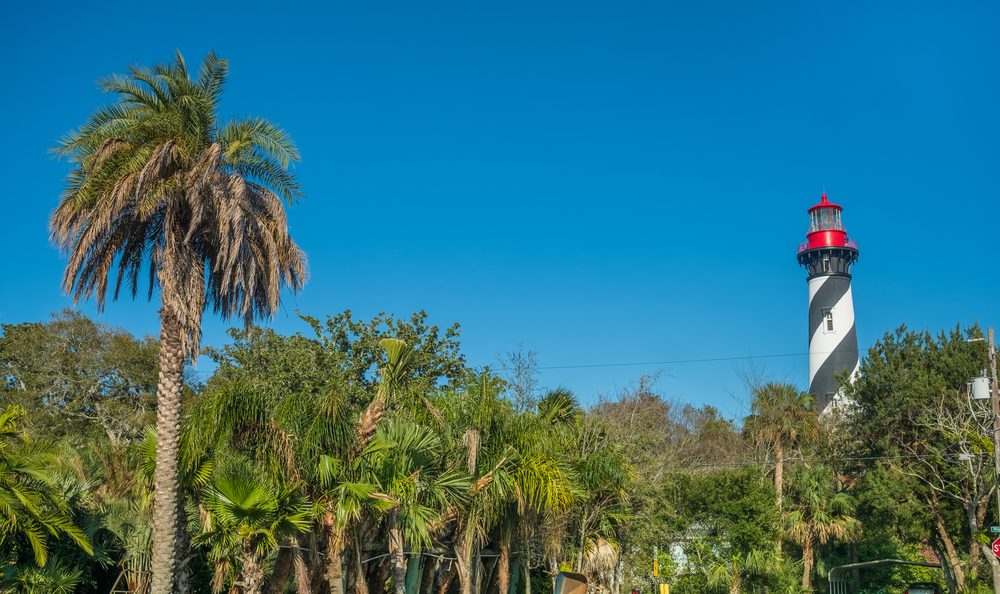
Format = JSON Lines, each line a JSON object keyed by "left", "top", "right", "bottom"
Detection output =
{"left": 796, "top": 194, "right": 860, "bottom": 412}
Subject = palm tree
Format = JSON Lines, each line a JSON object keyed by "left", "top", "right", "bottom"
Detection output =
{"left": 195, "top": 475, "right": 311, "bottom": 594}
{"left": 782, "top": 464, "right": 861, "bottom": 590}
{"left": 2, "top": 557, "right": 85, "bottom": 594}
{"left": 742, "top": 383, "right": 819, "bottom": 510}
{"left": 701, "top": 547, "right": 778, "bottom": 594}
{"left": 367, "top": 421, "right": 469, "bottom": 594}
{"left": 437, "top": 378, "right": 574, "bottom": 594}
{"left": 0, "top": 405, "right": 92, "bottom": 567}
{"left": 51, "top": 51, "right": 307, "bottom": 594}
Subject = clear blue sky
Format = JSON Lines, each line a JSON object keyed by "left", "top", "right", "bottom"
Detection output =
{"left": 2, "top": 0, "right": 998, "bottom": 419}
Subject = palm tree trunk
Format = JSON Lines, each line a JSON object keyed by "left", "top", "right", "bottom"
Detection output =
{"left": 523, "top": 561, "right": 530, "bottom": 594}
{"left": 243, "top": 551, "right": 268, "bottom": 594}
{"left": 455, "top": 532, "right": 473, "bottom": 594}
{"left": 774, "top": 438, "right": 783, "bottom": 553}
{"left": 774, "top": 438, "right": 783, "bottom": 509}
{"left": 575, "top": 527, "right": 586, "bottom": 573}
{"left": 420, "top": 556, "right": 440, "bottom": 594}
{"left": 801, "top": 538, "right": 813, "bottom": 590}
{"left": 348, "top": 527, "right": 369, "bottom": 594}
{"left": 498, "top": 539, "right": 510, "bottom": 594}
{"left": 472, "top": 549, "right": 482, "bottom": 594}
{"left": 269, "top": 545, "right": 294, "bottom": 594}
{"left": 327, "top": 529, "right": 346, "bottom": 594}
{"left": 149, "top": 310, "right": 185, "bottom": 594}
{"left": 388, "top": 512, "right": 408, "bottom": 594}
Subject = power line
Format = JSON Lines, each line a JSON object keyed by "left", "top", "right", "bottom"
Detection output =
{"left": 537, "top": 348, "right": 861, "bottom": 370}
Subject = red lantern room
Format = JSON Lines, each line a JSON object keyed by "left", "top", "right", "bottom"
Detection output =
{"left": 802, "top": 194, "right": 858, "bottom": 251}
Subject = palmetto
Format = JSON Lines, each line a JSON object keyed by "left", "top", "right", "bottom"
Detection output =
{"left": 51, "top": 51, "right": 307, "bottom": 594}
{"left": 703, "top": 547, "right": 778, "bottom": 594}
{"left": 782, "top": 464, "right": 861, "bottom": 590}
{"left": 439, "top": 380, "right": 574, "bottom": 594}
{"left": 195, "top": 475, "right": 311, "bottom": 594}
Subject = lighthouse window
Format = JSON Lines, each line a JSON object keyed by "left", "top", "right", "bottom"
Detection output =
{"left": 825, "top": 310, "right": 834, "bottom": 331}
{"left": 823, "top": 257, "right": 831, "bottom": 272}
{"left": 810, "top": 208, "right": 844, "bottom": 232}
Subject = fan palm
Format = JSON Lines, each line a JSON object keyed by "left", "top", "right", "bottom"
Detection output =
{"left": 51, "top": 51, "right": 307, "bottom": 594}
{"left": 367, "top": 421, "right": 469, "bottom": 594}
{"left": 702, "top": 547, "right": 778, "bottom": 594}
{"left": 569, "top": 445, "right": 630, "bottom": 574}
{"left": 782, "top": 464, "right": 861, "bottom": 589}
{"left": 743, "top": 383, "right": 819, "bottom": 510}
{"left": 2, "top": 557, "right": 85, "bottom": 594}
{"left": 195, "top": 475, "right": 311, "bottom": 594}
{"left": 439, "top": 379, "right": 574, "bottom": 594}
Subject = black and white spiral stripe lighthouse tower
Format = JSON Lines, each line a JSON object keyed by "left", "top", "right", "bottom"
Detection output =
{"left": 796, "top": 194, "right": 860, "bottom": 412}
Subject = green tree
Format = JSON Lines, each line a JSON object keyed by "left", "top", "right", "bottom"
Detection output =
{"left": 845, "top": 323, "right": 992, "bottom": 593}
{"left": 368, "top": 421, "right": 469, "bottom": 594}
{"left": 0, "top": 309, "right": 159, "bottom": 443}
{"left": 51, "top": 51, "right": 307, "bottom": 594}
{"left": 782, "top": 464, "right": 861, "bottom": 590}
{"left": 2, "top": 557, "right": 85, "bottom": 594}
{"left": 743, "top": 382, "right": 819, "bottom": 512}
{"left": 438, "top": 379, "right": 574, "bottom": 594}
{"left": 701, "top": 548, "right": 778, "bottom": 594}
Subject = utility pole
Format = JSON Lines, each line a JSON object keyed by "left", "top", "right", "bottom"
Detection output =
{"left": 990, "top": 328, "right": 1000, "bottom": 522}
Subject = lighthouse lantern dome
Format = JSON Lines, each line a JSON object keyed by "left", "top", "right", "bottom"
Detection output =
{"left": 804, "top": 194, "right": 851, "bottom": 250}
{"left": 808, "top": 194, "right": 844, "bottom": 233}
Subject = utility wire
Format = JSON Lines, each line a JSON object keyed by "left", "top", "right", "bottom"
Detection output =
{"left": 537, "top": 348, "right": 859, "bottom": 370}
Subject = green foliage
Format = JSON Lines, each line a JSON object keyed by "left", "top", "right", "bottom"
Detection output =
{"left": 299, "top": 310, "right": 469, "bottom": 395}
{"left": 206, "top": 310, "right": 470, "bottom": 411}
{"left": 0, "top": 405, "right": 93, "bottom": 568}
{"left": 845, "top": 323, "right": 994, "bottom": 594}
{"left": 667, "top": 467, "right": 780, "bottom": 555}
{"left": 846, "top": 323, "right": 987, "bottom": 455}
{"left": 8, "top": 307, "right": 984, "bottom": 594}
{"left": 0, "top": 309, "right": 159, "bottom": 443}
{"left": 2, "top": 557, "right": 84, "bottom": 594}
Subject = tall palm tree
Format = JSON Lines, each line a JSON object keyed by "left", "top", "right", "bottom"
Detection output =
{"left": 782, "top": 464, "right": 861, "bottom": 590}
{"left": 51, "top": 51, "right": 307, "bottom": 594}
{"left": 742, "top": 383, "right": 819, "bottom": 510}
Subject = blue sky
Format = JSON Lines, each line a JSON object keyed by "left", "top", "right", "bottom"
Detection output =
{"left": 2, "top": 0, "right": 998, "bottom": 419}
